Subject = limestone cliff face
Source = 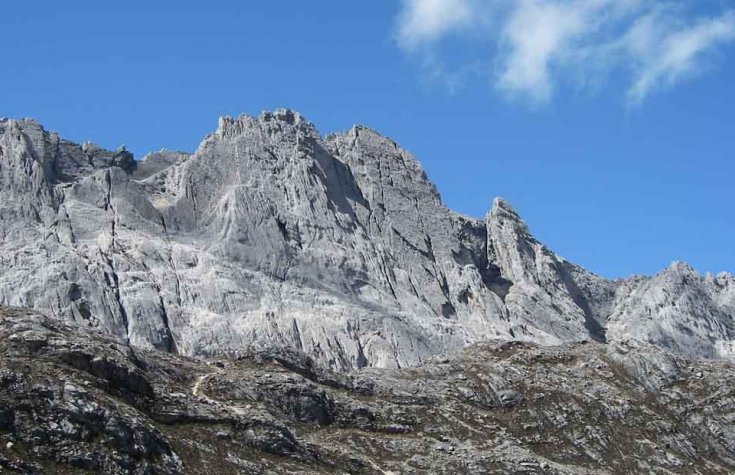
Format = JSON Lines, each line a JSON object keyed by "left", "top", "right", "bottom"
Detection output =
{"left": 0, "top": 111, "right": 732, "bottom": 369}
{"left": 607, "top": 262, "right": 735, "bottom": 358}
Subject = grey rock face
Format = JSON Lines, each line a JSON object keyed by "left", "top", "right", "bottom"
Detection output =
{"left": 0, "top": 111, "right": 733, "bottom": 370}
{"left": 607, "top": 262, "right": 735, "bottom": 358}
{"left": 1, "top": 308, "right": 734, "bottom": 474}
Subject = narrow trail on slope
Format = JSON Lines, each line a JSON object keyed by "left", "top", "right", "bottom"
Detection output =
{"left": 191, "top": 369, "right": 249, "bottom": 416}
{"left": 192, "top": 373, "right": 214, "bottom": 398}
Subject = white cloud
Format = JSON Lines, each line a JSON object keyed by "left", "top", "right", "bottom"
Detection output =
{"left": 395, "top": 0, "right": 735, "bottom": 104}
{"left": 396, "top": 0, "right": 472, "bottom": 50}
{"left": 498, "top": 0, "right": 602, "bottom": 102}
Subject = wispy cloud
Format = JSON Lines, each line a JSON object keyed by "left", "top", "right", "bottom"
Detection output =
{"left": 395, "top": 0, "right": 735, "bottom": 104}
{"left": 625, "top": 11, "right": 735, "bottom": 103}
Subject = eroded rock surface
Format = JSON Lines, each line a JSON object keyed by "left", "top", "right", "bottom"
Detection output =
{"left": 0, "top": 112, "right": 733, "bottom": 370}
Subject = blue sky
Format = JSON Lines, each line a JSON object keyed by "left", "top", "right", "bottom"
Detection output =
{"left": 1, "top": 1, "right": 733, "bottom": 278}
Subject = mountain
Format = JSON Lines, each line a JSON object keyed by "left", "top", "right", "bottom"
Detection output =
{"left": 0, "top": 110, "right": 733, "bottom": 371}
{"left": 0, "top": 307, "right": 733, "bottom": 474}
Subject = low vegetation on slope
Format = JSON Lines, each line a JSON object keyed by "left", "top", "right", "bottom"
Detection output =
{"left": 0, "top": 308, "right": 732, "bottom": 474}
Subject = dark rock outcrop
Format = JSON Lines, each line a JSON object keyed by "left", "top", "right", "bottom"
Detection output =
{"left": 0, "top": 308, "right": 733, "bottom": 473}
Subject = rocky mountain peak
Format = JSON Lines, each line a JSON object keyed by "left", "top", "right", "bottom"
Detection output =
{"left": 487, "top": 196, "right": 531, "bottom": 237}
{"left": 345, "top": 124, "right": 395, "bottom": 142}
{"left": 491, "top": 196, "right": 516, "bottom": 213}
{"left": 0, "top": 117, "right": 38, "bottom": 133}
{"left": 666, "top": 260, "right": 699, "bottom": 276}
{"left": 327, "top": 123, "right": 439, "bottom": 204}
{"left": 213, "top": 109, "right": 319, "bottom": 143}
{"left": 716, "top": 271, "right": 735, "bottom": 287}
{"left": 0, "top": 111, "right": 732, "bottom": 371}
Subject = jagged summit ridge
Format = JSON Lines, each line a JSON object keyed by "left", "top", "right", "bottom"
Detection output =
{"left": 215, "top": 109, "right": 318, "bottom": 140}
{"left": 0, "top": 110, "right": 733, "bottom": 369}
